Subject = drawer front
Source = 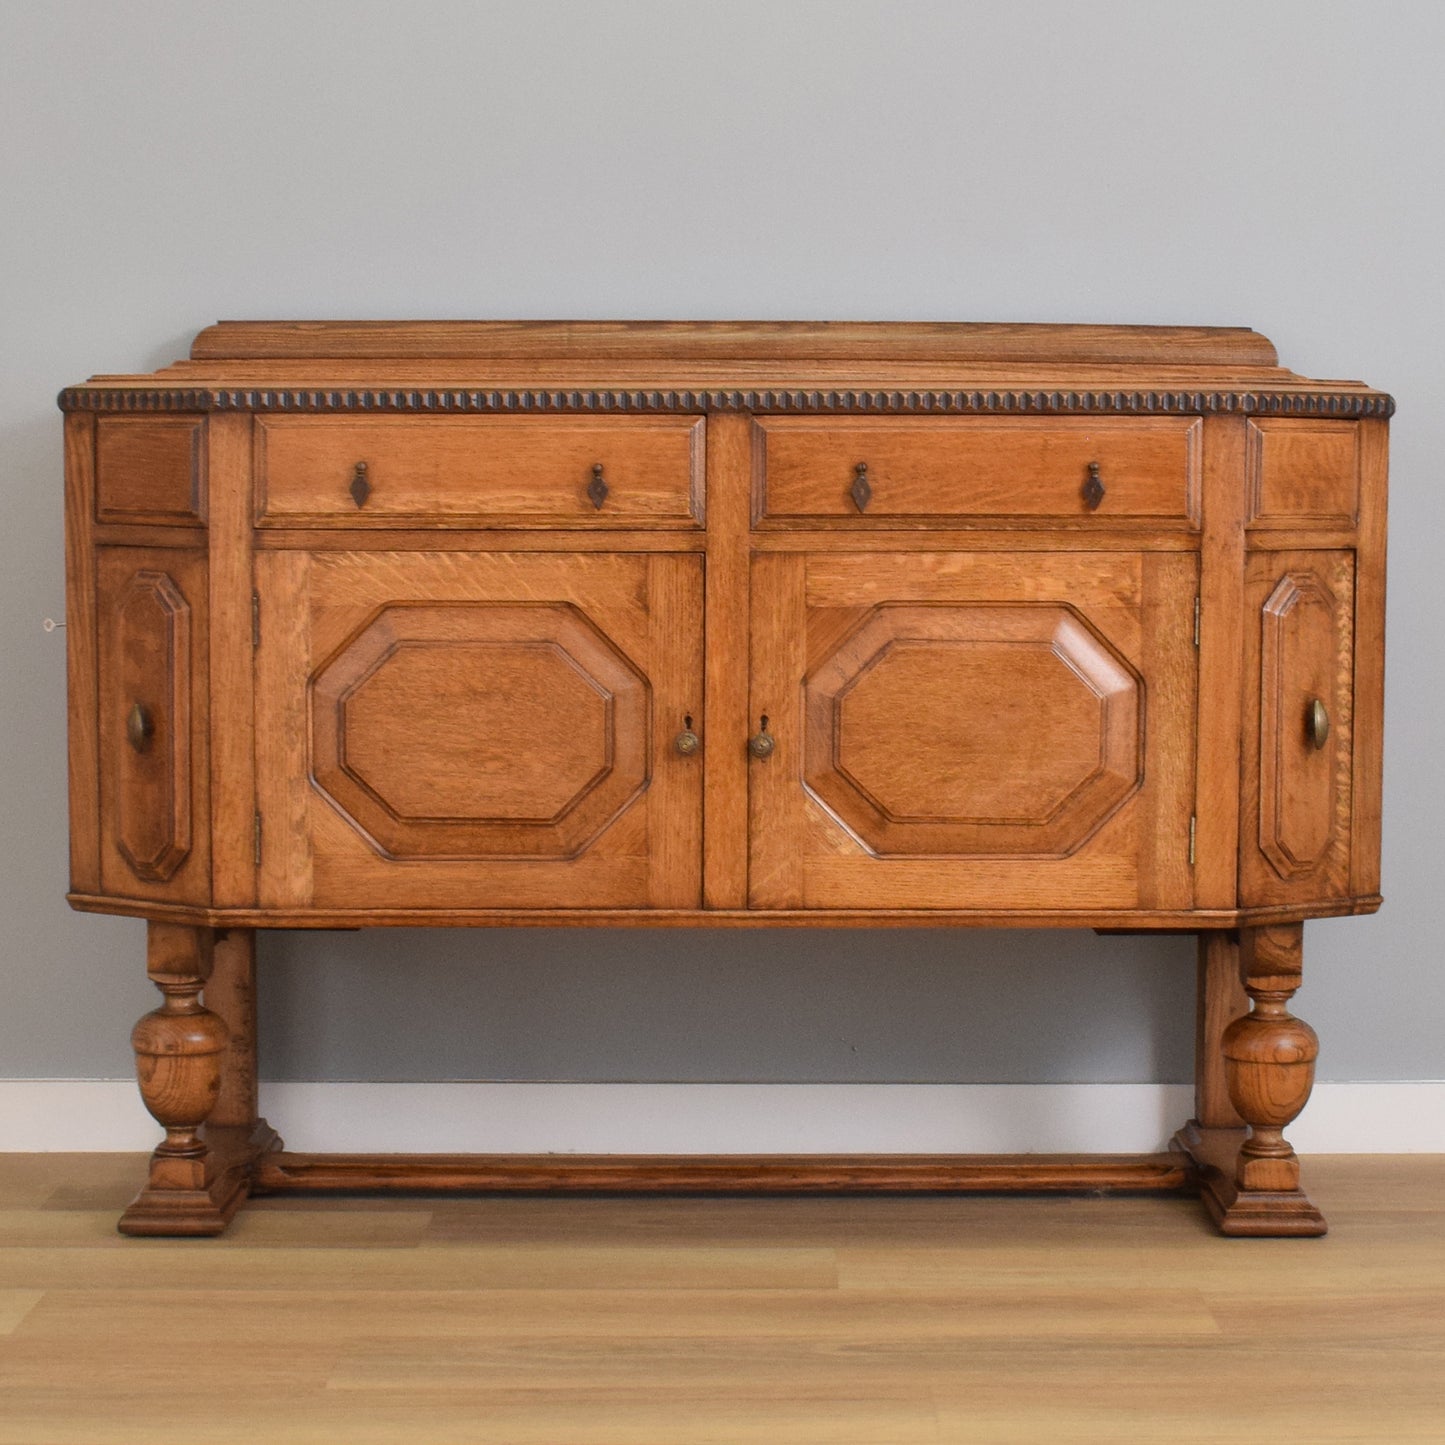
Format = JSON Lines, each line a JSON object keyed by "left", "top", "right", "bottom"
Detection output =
{"left": 257, "top": 415, "right": 704, "bottom": 527}
{"left": 754, "top": 416, "right": 1200, "bottom": 525}
{"left": 1247, "top": 419, "right": 1360, "bottom": 528}
{"left": 95, "top": 416, "right": 205, "bottom": 525}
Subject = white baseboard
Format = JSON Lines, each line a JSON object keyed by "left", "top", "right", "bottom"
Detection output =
{"left": 1, "top": 1080, "right": 1441, "bottom": 1153}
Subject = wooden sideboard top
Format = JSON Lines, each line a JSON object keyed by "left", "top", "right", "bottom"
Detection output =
{"left": 59, "top": 321, "right": 1392, "bottom": 418}
{"left": 185, "top": 320, "right": 1284, "bottom": 366}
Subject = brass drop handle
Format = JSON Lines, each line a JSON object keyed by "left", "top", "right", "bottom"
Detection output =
{"left": 1082, "top": 461, "right": 1106, "bottom": 511}
{"left": 1306, "top": 697, "right": 1330, "bottom": 750}
{"left": 748, "top": 715, "right": 775, "bottom": 760}
{"left": 674, "top": 715, "right": 700, "bottom": 757}
{"left": 126, "top": 702, "right": 155, "bottom": 753}
{"left": 349, "top": 461, "right": 371, "bottom": 507}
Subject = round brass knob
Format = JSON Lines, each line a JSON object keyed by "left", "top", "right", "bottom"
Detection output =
{"left": 675, "top": 728, "right": 700, "bottom": 756}
{"left": 748, "top": 717, "right": 775, "bottom": 760}
{"left": 1306, "top": 697, "right": 1330, "bottom": 750}
{"left": 126, "top": 702, "right": 154, "bottom": 753}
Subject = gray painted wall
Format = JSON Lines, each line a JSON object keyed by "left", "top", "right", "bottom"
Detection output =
{"left": 2, "top": 1, "right": 1440, "bottom": 1087}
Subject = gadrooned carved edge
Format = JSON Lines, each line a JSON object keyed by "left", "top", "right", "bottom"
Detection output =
{"left": 57, "top": 386, "right": 1397, "bottom": 418}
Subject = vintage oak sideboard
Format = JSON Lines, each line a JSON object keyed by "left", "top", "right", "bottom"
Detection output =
{"left": 60, "top": 321, "right": 1389, "bottom": 1237}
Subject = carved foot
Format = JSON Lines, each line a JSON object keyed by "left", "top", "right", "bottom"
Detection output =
{"left": 1171, "top": 1121, "right": 1326, "bottom": 1237}
{"left": 120, "top": 1121, "right": 284, "bottom": 1236}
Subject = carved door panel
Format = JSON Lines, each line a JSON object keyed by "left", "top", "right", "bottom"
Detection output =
{"left": 1240, "top": 550, "right": 1355, "bottom": 906}
{"left": 254, "top": 551, "right": 702, "bottom": 911}
{"left": 748, "top": 551, "right": 1197, "bottom": 911}
{"left": 95, "top": 547, "right": 210, "bottom": 902}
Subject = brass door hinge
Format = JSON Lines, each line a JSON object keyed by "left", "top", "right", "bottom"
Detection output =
{"left": 252, "top": 591, "right": 261, "bottom": 649}
{"left": 1188, "top": 814, "right": 1197, "bottom": 867}
{"left": 254, "top": 811, "right": 263, "bottom": 867}
{"left": 1193, "top": 595, "right": 1201, "bottom": 647}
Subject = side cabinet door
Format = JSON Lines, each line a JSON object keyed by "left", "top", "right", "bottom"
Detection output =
{"left": 254, "top": 551, "right": 703, "bottom": 912}
{"left": 96, "top": 548, "right": 210, "bottom": 903}
{"left": 1240, "top": 550, "right": 1355, "bottom": 905}
{"left": 748, "top": 551, "right": 1197, "bottom": 912}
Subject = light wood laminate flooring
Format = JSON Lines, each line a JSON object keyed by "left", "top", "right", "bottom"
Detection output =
{"left": 0, "top": 1153, "right": 1441, "bottom": 1443}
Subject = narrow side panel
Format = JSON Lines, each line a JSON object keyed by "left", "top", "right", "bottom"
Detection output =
{"left": 1351, "top": 419, "right": 1388, "bottom": 898}
{"left": 64, "top": 412, "right": 101, "bottom": 893}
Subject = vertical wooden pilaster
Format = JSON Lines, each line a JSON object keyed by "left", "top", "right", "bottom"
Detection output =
{"left": 702, "top": 413, "right": 753, "bottom": 908}
{"left": 207, "top": 413, "right": 257, "bottom": 908}
{"left": 1193, "top": 416, "right": 1248, "bottom": 910}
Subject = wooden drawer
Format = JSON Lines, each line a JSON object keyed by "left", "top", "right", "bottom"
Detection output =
{"left": 95, "top": 417, "right": 205, "bottom": 525}
{"left": 754, "top": 416, "right": 1200, "bottom": 526}
{"left": 256, "top": 415, "right": 704, "bottom": 527}
{"left": 1247, "top": 419, "right": 1360, "bottom": 528}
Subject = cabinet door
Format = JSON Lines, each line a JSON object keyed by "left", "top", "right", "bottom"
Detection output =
{"left": 254, "top": 551, "right": 702, "bottom": 912}
{"left": 1240, "top": 550, "right": 1354, "bottom": 905}
{"left": 95, "top": 547, "right": 210, "bottom": 903}
{"left": 748, "top": 551, "right": 1197, "bottom": 912}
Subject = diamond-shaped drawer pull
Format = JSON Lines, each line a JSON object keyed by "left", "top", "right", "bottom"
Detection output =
{"left": 588, "top": 463, "right": 610, "bottom": 510}
{"left": 349, "top": 461, "right": 371, "bottom": 508}
{"left": 850, "top": 462, "right": 872, "bottom": 513}
{"left": 1082, "top": 461, "right": 1106, "bottom": 511}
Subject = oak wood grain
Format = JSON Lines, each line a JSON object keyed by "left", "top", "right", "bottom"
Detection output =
{"left": 203, "top": 929, "right": 261, "bottom": 1131}
{"left": 60, "top": 321, "right": 1389, "bottom": 1240}
{"left": 1193, "top": 931, "right": 1247, "bottom": 1129}
{"left": 94, "top": 416, "right": 204, "bottom": 525}
{"left": 1246, "top": 418, "right": 1360, "bottom": 528}
{"left": 1240, "top": 551, "right": 1355, "bottom": 906}
{"left": 1191, "top": 416, "right": 1248, "bottom": 909}
{"left": 64, "top": 897, "right": 1385, "bottom": 930}
{"left": 1351, "top": 418, "right": 1389, "bottom": 898}
{"left": 701, "top": 413, "right": 752, "bottom": 908}
{"left": 749, "top": 550, "right": 1193, "bottom": 912}
{"left": 63, "top": 413, "right": 101, "bottom": 893}
{"left": 255, "top": 550, "right": 701, "bottom": 911}
{"left": 755, "top": 415, "right": 1200, "bottom": 525}
{"left": 190, "top": 319, "right": 1284, "bottom": 366}
{"left": 254, "top": 1153, "right": 1191, "bottom": 1194}
{"left": 95, "top": 548, "right": 209, "bottom": 903}
{"left": 207, "top": 413, "right": 257, "bottom": 908}
{"left": 256, "top": 414, "right": 703, "bottom": 528}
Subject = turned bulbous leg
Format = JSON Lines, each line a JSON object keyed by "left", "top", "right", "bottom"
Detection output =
{"left": 1171, "top": 923, "right": 1326, "bottom": 1236}
{"left": 1223, "top": 979, "right": 1318, "bottom": 1193}
{"left": 118, "top": 924, "right": 280, "bottom": 1236}
{"left": 131, "top": 977, "right": 229, "bottom": 1159}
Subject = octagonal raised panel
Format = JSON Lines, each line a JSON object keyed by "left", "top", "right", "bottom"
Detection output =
{"left": 310, "top": 602, "right": 649, "bottom": 859}
{"left": 804, "top": 603, "right": 1142, "bottom": 857}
